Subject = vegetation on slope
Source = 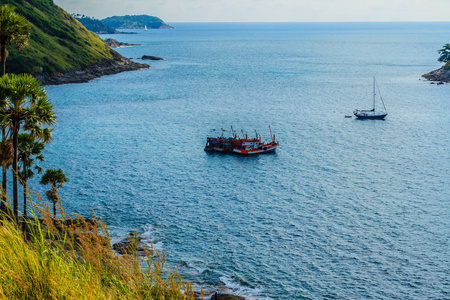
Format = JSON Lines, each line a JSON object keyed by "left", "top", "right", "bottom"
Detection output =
{"left": 4, "top": 0, "right": 113, "bottom": 76}
{"left": 438, "top": 44, "right": 450, "bottom": 70}
{"left": 0, "top": 200, "right": 197, "bottom": 300}
{"left": 102, "top": 15, "right": 172, "bottom": 29}
{"left": 72, "top": 14, "right": 118, "bottom": 34}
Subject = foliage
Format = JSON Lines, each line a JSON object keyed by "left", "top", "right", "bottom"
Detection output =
{"left": 438, "top": 43, "right": 450, "bottom": 63}
{"left": 0, "top": 73, "right": 56, "bottom": 221}
{"left": 18, "top": 132, "right": 45, "bottom": 218}
{"left": 0, "top": 4, "right": 32, "bottom": 217}
{"left": 40, "top": 168, "right": 67, "bottom": 216}
{"left": 73, "top": 14, "right": 117, "bottom": 34}
{"left": 40, "top": 168, "right": 67, "bottom": 189}
{"left": 0, "top": 4, "right": 31, "bottom": 50}
{"left": 18, "top": 133, "right": 44, "bottom": 181}
{"left": 102, "top": 15, "right": 170, "bottom": 29}
{"left": 0, "top": 199, "right": 197, "bottom": 300}
{"left": 3, "top": 0, "right": 113, "bottom": 75}
{"left": 0, "top": 4, "right": 32, "bottom": 74}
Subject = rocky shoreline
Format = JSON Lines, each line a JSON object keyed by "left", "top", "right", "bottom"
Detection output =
{"left": 112, "top": 233, "right": 247, "bottom": 300}
{"left": 104, "top": 38, "right": 141, "bottom": 48}
{"left": 421, "top": 65, "right": 450, "bottom": 83}
{"left": 34, "top": 48, "right": 149, "bottom": 85}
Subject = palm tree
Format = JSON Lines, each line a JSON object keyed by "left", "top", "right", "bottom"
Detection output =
{"left": 0, "top": 73, "right": 56, "bottom": 222}
{"left": 0, "top": 4, "right": 32, "bottom": 217}
{"left": 40, "top": 169, "right": 67, "bottom": 217}
{"left": 438, "top": 43, "right": 450, "bottom": 63}
{"left": 0, "top": 4, "right": 31, "bottom": 75}
{"left": 18, "top": 133, "right": 44, "bottom": 219}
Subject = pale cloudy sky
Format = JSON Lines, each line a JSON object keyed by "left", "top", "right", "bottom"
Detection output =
{"left": 54, "top": 0, "right": 450, "bottom": 22}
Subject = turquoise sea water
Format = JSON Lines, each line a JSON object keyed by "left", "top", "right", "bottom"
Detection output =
{"left": 28, "top": 23, "right": 450, "bottom": 299}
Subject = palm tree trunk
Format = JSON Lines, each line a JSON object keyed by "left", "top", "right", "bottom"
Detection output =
{"left": 53, "top": 201, "right": 56, "bottom": 218}
{"left": 1, "top": 43, "right": 6, "bottom": 76}
{"left": 0, "top": 43, "right": 6, "bottom": 216}
{"left": 12, "top": 122, "right": 19, "bottom": 222}
{"left": 1, "top": 41, "right": 7, "bottom": 216}
{"left": 23, "top": 169, "right": 27, "bottom": 220}
{"left": 1, "top": 127, "right": 7, "bottom": 215}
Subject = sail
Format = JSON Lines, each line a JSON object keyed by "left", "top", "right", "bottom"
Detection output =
{"left": 353, "top": 77, "right": 388, "bottom": 119}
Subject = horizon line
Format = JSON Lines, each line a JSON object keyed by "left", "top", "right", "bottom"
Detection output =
{"left": 164, "top": 20, "right": 450, "bottom": 23}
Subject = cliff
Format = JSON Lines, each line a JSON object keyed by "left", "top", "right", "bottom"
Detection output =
{"left": 422, "top": 62, "right": 450, "bottom": 83}
{"left": 4, "top": 0, "right": 149, "bottom": 85}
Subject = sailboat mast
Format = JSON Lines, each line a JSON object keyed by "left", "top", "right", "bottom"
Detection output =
{"left": 373, "top": 76, "right": 376, "bottom": 111}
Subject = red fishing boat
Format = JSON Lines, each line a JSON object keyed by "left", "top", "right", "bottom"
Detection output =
{"left": 232, "top": 126, "right": 278, "bottom": 155}
{"left": 204, "top": 127, "right": 238, "bottom": 152}
{"left": 205, "top": 126, "right": 278, "bottom": 155}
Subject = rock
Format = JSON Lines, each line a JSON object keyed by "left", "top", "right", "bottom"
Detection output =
{"left": 209, "top": 292, "right": 245, "bottom": 300}
{"left": 104, "top": 38, "right": 141, "bottom": 48}
{"left": 112, "top": 232, "right": 153, "bottom": 255}
{"left": 141, "top": 55, "right": 164, "bottom": 60}
{"left": 34, "top": 48, "right": 150, "bottom": 85}
{"left": 422, "top": 65, "right": 450, "bottom": 83}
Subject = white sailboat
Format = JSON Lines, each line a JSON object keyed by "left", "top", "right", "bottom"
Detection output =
{"left": 353, "top": 77, "right": 388, "bottom": 120}
{"left": 144, "top": 25, "right": 147, "bottom": 31}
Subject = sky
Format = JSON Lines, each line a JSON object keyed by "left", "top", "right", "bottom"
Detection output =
{"left": 54, "top": 0, "right": 450, "bottom": 23}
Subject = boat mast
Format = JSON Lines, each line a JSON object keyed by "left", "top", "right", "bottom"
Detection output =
{"left": 373, "top": 76, "right": 376, "bottom": 111}
{"left": 377, "top": 84, "right": 387, "bottom": 112}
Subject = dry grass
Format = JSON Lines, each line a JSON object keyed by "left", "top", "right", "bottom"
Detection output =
{"left": 0, "top": 194, "right": 199, "bottom": 300}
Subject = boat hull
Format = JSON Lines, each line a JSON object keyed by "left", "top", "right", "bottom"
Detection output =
{"left": 354, "top": 112, "right": 387, "bottom": 120}
{"left": 232, "top": 144, "right": 278, "bottom": 155}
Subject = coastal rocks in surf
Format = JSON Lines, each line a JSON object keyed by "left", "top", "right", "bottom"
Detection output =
{"left": 104, "top": 38, "right": 141, "bottom": 48}
{"left": 112, "top": 232, "right": 153, "bottom": 255}
{"left": 422, "top": 65, "right": 450, "bottom": 83}
{"left": 141, "top": 55, "right": 165, "bottom": 60}
{"left": 209, "top": 292, "right": 245, "bottom": 300}
{"left": 34, "top": 48, "right": 150, "bottom": 85}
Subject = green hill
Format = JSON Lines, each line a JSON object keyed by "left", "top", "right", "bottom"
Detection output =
{"left": 3, "top": 0, "right": 146, "bottom": 82}
{"left": 102, "top": 15, "right": 173, "bottom": 29}
{"left": 73, "top": 14, "right": 118, "bottom": 34}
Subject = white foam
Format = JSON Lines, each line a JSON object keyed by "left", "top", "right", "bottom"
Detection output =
{"left": 219, "top": 276, "right": 274, "bottom": 300}
{"left": 141, "top": 223, "right": 154, "bottom": 238}
{"left": 140, "top": 224, "right": 164, "bottom": 251}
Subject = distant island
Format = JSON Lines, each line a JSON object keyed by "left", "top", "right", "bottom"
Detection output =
{"left": 72, "top": 14, "right": 118, "bottom": 34}
{"left": 102, "top": 15, "right": 174, "bottom": 29}
{"left": 73, "top": 14, "right": 173, "bottom": 34}
{"left": 4, "top": 0, "right": 149, "bottom": 85}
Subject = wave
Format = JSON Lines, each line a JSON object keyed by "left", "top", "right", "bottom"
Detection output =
{"left": 219, "top": 276, "right": 274, "bottom": 300}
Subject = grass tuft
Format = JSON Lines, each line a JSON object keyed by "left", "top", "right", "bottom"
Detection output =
{"left": 0, "top": 194, "right": 198, "bottom": 300}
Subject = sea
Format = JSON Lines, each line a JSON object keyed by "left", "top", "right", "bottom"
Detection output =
{"left": 25, "top": 23, "right": 450, "bottom": 299}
